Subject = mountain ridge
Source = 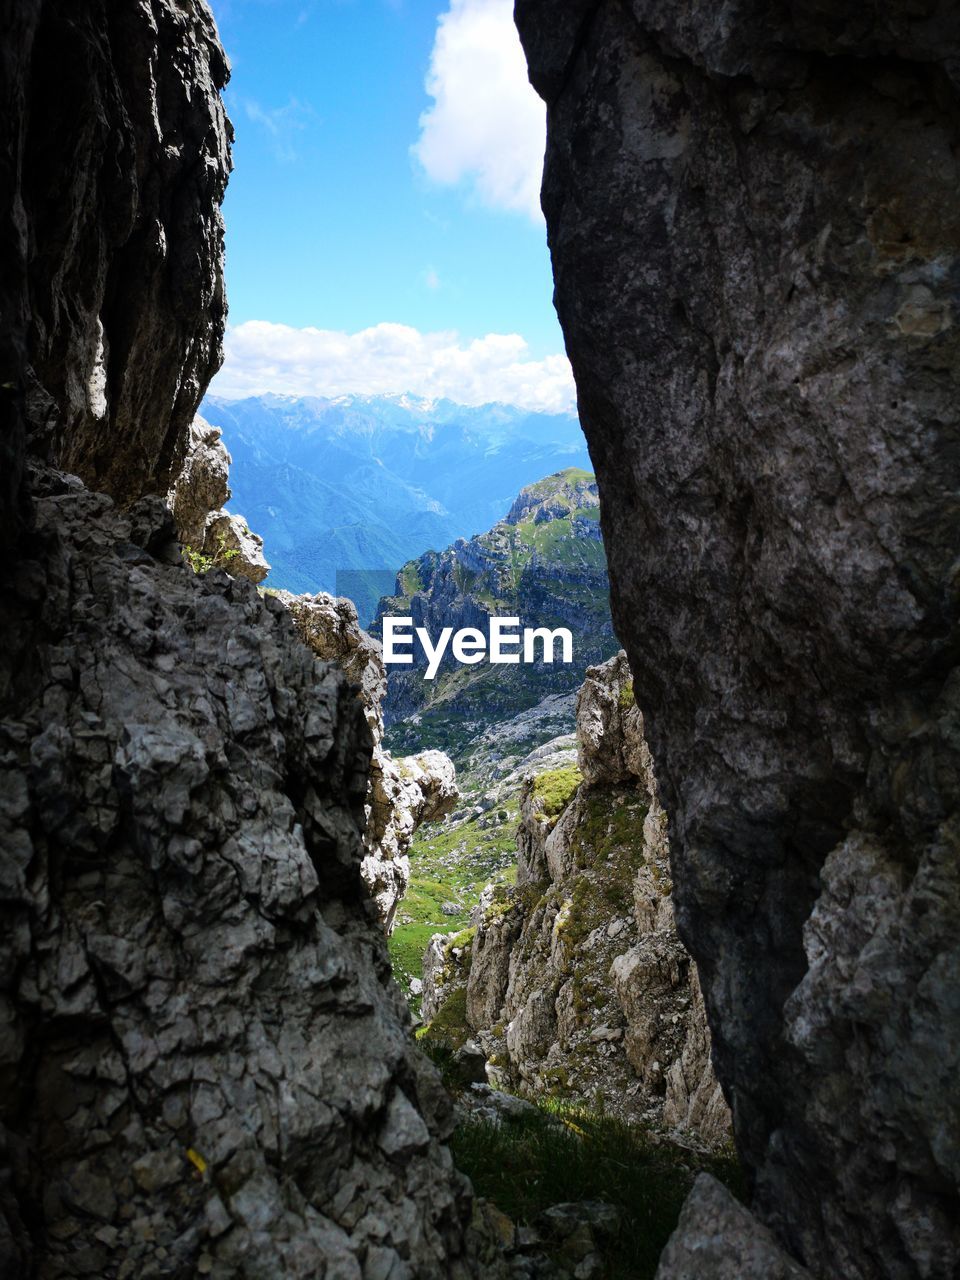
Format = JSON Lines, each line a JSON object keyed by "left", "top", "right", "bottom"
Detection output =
{"left": 200, "top": 392, "right": 592, "bottom": 621}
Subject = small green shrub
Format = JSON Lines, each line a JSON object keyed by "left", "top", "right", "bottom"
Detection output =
{"left": 184, "top": 530, "right": 240, "bottom": 575}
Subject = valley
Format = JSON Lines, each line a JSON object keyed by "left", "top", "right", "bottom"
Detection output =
{"left": 200, "top": 392, "right": 592, "bottom": 622}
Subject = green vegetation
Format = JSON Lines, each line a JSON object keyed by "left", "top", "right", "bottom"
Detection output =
{"left": 375, "top": 467, "right": 619, "bottom": 765}
{"left": 532, "top": 765, "right": 582, "bottom": 824}
{"left": 418, "top": 986, "right": 471, "bottom": 1055}
{"left": 388, "top": 811, "right": 518, "bottom": 1004}
{"left": 453, "top": 1102, "right": 744, "bottom": 1280}
{"left": 183, "top": 530, "right": 239, "bottom": 575}
{"left": 619, "top": 679, "right": 635, "bottom": 709}
{"left": 515, "top": 512, "right": 607, "bottom": 570}
{"left": 550, "top": 789, "right": 651, "bottom": 947}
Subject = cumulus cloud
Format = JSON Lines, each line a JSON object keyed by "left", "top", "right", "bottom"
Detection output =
{"left": 212, "top": 320, "right": 576, "bottom": 412}
{"left": 413, "top": 0, "right": 545, "bottom": 222}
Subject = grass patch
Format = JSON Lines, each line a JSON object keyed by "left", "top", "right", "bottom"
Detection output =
{"left": 532, "top": 766, "right": 581, "bottom": 823}
{"left": 389, "top": 812, "right": 518, "bottom": 997}
{"left": 452, "top": 1104, "right": 743, "bottom": 1280}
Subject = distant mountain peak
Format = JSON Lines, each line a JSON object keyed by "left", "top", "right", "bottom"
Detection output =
{"left": 505, "top": 467, "right": 598, "bottom": 526}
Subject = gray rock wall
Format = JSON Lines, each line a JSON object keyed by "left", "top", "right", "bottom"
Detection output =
{"left": 279, "top": 591, "right": 459, "bottom": 929}
{"left": 458, "top": 654, "right": 729, "bottom": 1144}
{"left": 9, "top": 0, "right": 230, "bottom": 506}
{"left": 515, "top": 2, "right": 960, "bottom": 1276}
{"left": 0, "top": 472, "right": 479, "bottom": 1278}
{"left": 0, "top": 3, "right": 486, "bottom": 1274}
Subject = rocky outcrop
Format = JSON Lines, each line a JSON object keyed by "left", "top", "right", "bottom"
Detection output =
{"left": 0, "top": 469, "right": 480, "bottom": 1278}
{"left": 429, "top": 653, "right": 729, "bottom": 1145}
{"left": 167, "top": 417, "right": 231, "bottom": 547}
{"left": 0, "top": 2, "right": 484, "bottom": 1274}
{"left": 655, "top": 1175, "right": 812, "bottom": 1280}
{"left": 6, "top": 0, "right": 230, "bottom": 508}
{"left": 280, "top": 590, "right": 459, "bottom": 929}
{"left": 168, "top": 417, "right": 269, "bottom": 583}
{"left": 516, "top": 3, "right": 960, "bottom": 1275}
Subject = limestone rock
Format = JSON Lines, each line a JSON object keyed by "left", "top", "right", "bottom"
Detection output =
{"left": 516, "top": 1, "right": 960, "bottom": 1272}
{"left": 456, "top": 653, "right": 729, "bottom": 1142}
{"left": 0, "top": 469, "right": 482, "bottom": 1277}
{"left": 655, "top": 1175, "right": 812, "bottom": 1280}
{"left": 279, "top": 591, "right": 459, "bottom": 928}
{"left": 283, "top": 591, "right": 388, "bottom": 738}
{"left": 575, "top": 651, "right": 647, "bottom": 787}
{"left": 167, "top": 416, "right": 231, "bottom": 547}
{"left": 7, "top": 0, "right": 230, "bottom": 505}
{"left": 203, "top": 509, "right": 270, "bottom": 583}
{"left": 166, "top": 419, "right": 270, "bottom": 583}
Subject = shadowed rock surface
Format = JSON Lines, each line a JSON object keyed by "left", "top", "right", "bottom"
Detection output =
{"left": 279, "top": 590, "right": 459, "bottom": 930}
{"left": 516, "top": 2, "right": 960, "bottom": 1276}
{"left": 655, "top": 1174, "right": 812, "bottom": 1280}
{"left": 10, "top": 0, "right": 231, "bottom": 506}
{"left": 0, "top": 2, "right": 488, "bottom": 1274}
{"left": 0, "top": 472, "right": 478, "bottom": 1278}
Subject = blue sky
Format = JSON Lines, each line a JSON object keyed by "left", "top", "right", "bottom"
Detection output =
{"left": 207, "top": 0, "right": 574, "bottom": 410}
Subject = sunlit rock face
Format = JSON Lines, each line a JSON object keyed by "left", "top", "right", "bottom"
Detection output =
{"left": 515, "top": 2, "right": 960, "bottom": 1276}
{"left": 0, "top": 4, "right": 487, "bottom": 1275}
{"left": 280, "top": 590, "right": 459, "bottom": 930}
{"left": 453, "top": 652, "right": 730, "bottom": 1145}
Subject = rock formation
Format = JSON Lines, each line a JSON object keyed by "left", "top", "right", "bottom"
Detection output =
{"left": 279, "top": 590, "right": 459, "bottom": 929}
{"left": 424, "top": 653, "right": 730, "bottom": 1145}
{"left": 168, "top": 416, "right": 270, "bottom": 583}
{"left": 515, "top": 3, "right": 960, "bottom": 1275}
{"left": 0, "top": 3, "right": 485, "bottom": 1274}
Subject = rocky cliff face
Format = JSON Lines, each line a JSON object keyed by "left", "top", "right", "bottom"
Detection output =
{"left": 5, "top": 0, "right": 230, "bottom": 509}
{"left": 516, "top": 3, "right": 960, "bottom": 1275}
{"left": 0, "top": 4, "right": 486, "bottom": 1275}
{"left": 279, "top": 590, "right": 459, "bottom": 930}
{"left": 425, "top": 653, "right": 730, "bottom": 1146}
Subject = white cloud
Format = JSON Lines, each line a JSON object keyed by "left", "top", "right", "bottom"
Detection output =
{"left": 212, "top": 320, "right": 576, "bottom": 412}
{"left": 424, "top": 267, "right": 441, "bottom": 290}
{"left": 413, "top": 0, "right": 545, "bottom": 222}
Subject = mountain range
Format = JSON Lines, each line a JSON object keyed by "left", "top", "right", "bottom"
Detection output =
{"left": 200, "top": 393, "right": 592, "bottom": 623}
{"left": 373, "top": 467, "right": 618, "bottom": 762}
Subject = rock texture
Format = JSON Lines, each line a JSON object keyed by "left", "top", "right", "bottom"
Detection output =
{"left": 0, "top": 470, "right": 479, "bottom": 1279}
{"left": 655, "top": 1175, "right": 812, "bottom": 1280}
{"left": 427, "top": 654, "right": 729, "bottom": 1144}
{"left": 0, "top": 3, "right": 485, "bottom": 1274}
{"left": 8, "top": 0, "right": 230, "bottom": 505}
{"left": 168, "top": 417, "right": 270, "bottom": 583}
{"left": 516, "top": 3, "right": 960, "bottom": 1275}
{"left": 280, "top": 591, "right": 459, "bottom": 930}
